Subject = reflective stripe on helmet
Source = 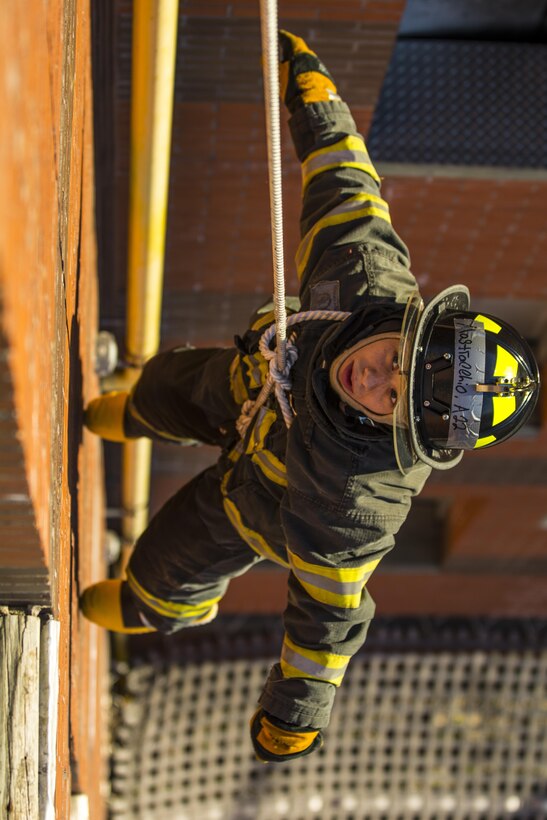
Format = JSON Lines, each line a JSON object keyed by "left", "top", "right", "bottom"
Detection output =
{"left": 494, "top": 345, "right": 519, "bottom": 380}
{"left": 490, "top": 346, "right": 520, "bottom": 426}
{"left": 475, "top": 314, "right": 502, "bottom": 334}
{"left": 492, "top": 395, "right": 516, "bottom": 426}
{"left": 474, "top": 434, "right": 497, "bottom": 449}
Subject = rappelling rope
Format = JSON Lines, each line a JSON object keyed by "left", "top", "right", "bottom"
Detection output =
{"left": 236, "top": 2, "right": 350, "bottom": 438}
{"left": 259, "top": 0, "right": 287, "bottom": 373}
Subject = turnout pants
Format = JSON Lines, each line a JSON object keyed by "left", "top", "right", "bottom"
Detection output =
{"left": 124, "top": 347, "right": 264, "bottom": 632}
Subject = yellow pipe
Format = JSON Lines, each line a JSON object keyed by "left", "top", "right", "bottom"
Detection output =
{"left": 121, "top": 0, "right": 180, "bottom": 551}
{"left": 127, "top": 0, "right": 180, "bottom": 366}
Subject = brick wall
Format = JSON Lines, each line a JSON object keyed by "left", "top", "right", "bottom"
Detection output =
{"left": 0, "top": 1, "right": 107, "bottom": 816}
{"left": 383, "top": 175, "right": 547, "bottom": 301}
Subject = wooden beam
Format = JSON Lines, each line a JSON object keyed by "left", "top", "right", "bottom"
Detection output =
{"left": 0, "top": 609, "right": 41, "bottom": 818}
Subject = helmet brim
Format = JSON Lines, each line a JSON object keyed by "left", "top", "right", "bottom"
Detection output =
{"left": 394, "top": 285, "right": 471, "bottom": 475}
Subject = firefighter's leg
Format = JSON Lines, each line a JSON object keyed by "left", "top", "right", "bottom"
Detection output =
{"left": 84, "top": 346, "right": 241, "bottom": 446}
{"left": 79, "top": 464, "right": 262, "bottom": 634}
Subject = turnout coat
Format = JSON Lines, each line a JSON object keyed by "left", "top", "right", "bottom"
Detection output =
{"left": 126, "top": 96, "right": 431, "bottom": 730}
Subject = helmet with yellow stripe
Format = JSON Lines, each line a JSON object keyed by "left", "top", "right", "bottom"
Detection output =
{"left": 394, "top": 286, "right": 541, "bottom": 473}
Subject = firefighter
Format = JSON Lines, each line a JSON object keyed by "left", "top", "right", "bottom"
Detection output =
{"left": 80, "top": 32, "right": 540, "bottom": 762}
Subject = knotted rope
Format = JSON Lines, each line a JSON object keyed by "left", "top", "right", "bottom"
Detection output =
{"left": 236, "top": 310, "right": 351, "bottom": 438}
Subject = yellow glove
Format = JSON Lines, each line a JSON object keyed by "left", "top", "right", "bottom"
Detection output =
{"left": 250, "top": 708, "right": 323, "bottom": 763}
{"left": 279, "top": 30, "right": 340, "bottom": 112}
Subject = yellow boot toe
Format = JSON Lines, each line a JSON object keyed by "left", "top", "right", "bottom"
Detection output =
{"left": 84, "top": 391, "right": 130, "bottom": 442}
{"left": 80, "top": 579, "right": 154, "bottom": 634}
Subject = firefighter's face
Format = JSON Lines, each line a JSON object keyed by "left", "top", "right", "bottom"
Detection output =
{"left": 329, "top": 333, "right": 401, "bottom": 421}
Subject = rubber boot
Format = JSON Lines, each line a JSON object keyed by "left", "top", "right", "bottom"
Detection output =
{"left": 84, "top": 391, "right": 130, "bottom": 442}
{"left": 79, "top": 579, "right": 155, "bottom": 634}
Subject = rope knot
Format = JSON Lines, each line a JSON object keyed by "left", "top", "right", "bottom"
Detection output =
{"left": 267, "top": 340, "right": 298, "bottom": 392}
{"left": 235, "top": 399, "right": 256, "bottom": 438}
{"left": 267, "top": 340, "right": 299, "bottom": 428}
{"left": 235, "top": 309, "right": 351, "bottom": 437}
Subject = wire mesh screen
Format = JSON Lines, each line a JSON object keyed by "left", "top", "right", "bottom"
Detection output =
{"left": 368, "top": 40, "right": 547, "bottom": 168}
{"left": 110, "top": 619, "right": 547, "bottom": 820}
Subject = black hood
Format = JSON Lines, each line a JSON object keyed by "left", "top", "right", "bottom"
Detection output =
{"left": 303, "top": 300, "right": 405, "bottom": 449}
{"left": 319, "top": 300, "right": 404, "bottom": 365}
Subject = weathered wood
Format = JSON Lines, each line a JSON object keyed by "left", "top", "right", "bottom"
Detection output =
{"left": 0, "top": 609, "right": 41, "bottom": 819}
{"left": 39, "top": 618, "right": 59, "bottom": 820}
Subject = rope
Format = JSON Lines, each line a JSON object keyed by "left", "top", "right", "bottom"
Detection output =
{"left": 236, "top": 310, "right": 351, "bottom": 437}
{"left": 259, "top": 0, "right": 287, "bottom": 372}
{"left": 235, "top": 2, "right": 350, "bottom": 440}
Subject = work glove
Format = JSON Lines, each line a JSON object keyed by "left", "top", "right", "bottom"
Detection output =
{"left": 250, "top": 708, "right": 323, "bottom": 763}
{"left": 278, "top": 30, "right": 340, "bottom": 113}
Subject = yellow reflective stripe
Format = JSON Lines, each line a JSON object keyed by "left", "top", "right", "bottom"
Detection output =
{"left": 221, "top": 470, "right": 289, "bottom": 568}
{"left": 222, "top": 495, "right": 289, "bottom": 567}
{"left": 252, "top": 451, "right": 287, "bottom": 487}
{"left": 494, "top": 345, "right": 518, "bottom": 380}
{"left": 251, "top": 309, "right": 275, "bottom": 331}
{"left": 246, "top": 407, "right": 276, "bottom": 454}
{"left": 474, "top": 434, "right": 496, "bottom": 449}
{"left": 492, "top": 395, "right": 516, "bottom": 426}
{"left": 243, "top": 353, "right": 268, "bottom": 390}
{"left": 292, "top": 579, "right": 358, "bottom": 609}
{"left": 304, "top": 161, "right": 380, "bottom": 189}
{"left": 289, "top": 551, "right": 380, "bottom": 609}
{"left": 280, "top": 660, "right": 346, "bottom": 687}
{"left": 281, "top": 635, "right": 351, "bottom": 687}
{"left": 290, "top": 550, "right": 380, "bottom": 583}
{"left": 228, "top": 442, "right": 244, "bottom": 463}
{"left": 126, "top": 568, "right": 221, "bottom": 620}
{"left": 243, "top": 406, "right": 288, "bottom": 486}
{"left": 306, "top": 134, "right": 372, "bottom": 161}
{"left": 296, "top": 192, "right": 391, "bottom": 279}
{"left": 302, "top": 135, "right": 380, "bottom": 187}
{"left": 229, "top": 356, "right": 249, "bottom": 404}
{"left": 475, "top": 314, "right": 501, "bottom": 334}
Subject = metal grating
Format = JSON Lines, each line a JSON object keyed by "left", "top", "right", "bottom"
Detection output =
{"left": 110, "top": 619, "right": 547, "bottom": 819}
{"left": 368, "top": 40, "right": 547, "bottom": 168}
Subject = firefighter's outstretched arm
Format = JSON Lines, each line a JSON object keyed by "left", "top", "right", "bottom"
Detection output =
{"left": 279, "top": 30, "right": 414, "bottom": 309}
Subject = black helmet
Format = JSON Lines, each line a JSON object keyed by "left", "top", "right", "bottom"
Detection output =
{"left": 394, "top": 286, "right": 541, "bottom": 473}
